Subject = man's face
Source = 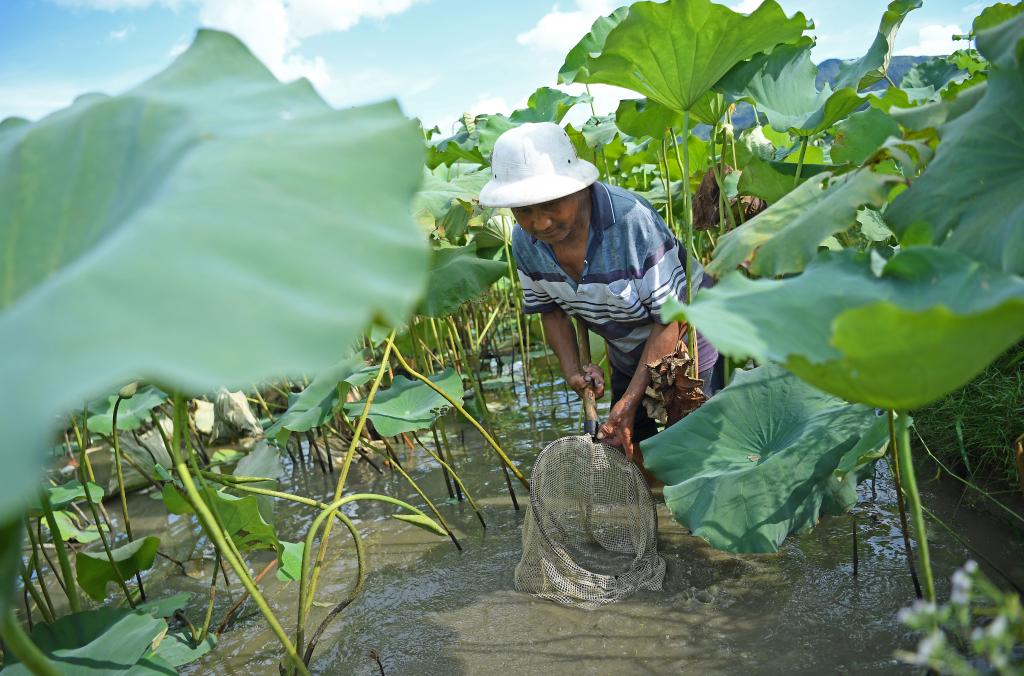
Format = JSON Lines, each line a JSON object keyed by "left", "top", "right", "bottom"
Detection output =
{"left": 511, "top": 190, "right": 584, "bottom": 245}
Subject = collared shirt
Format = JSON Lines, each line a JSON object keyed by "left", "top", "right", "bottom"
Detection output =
{"left": 511, "top": 181, "right": 718, "bottom": 376}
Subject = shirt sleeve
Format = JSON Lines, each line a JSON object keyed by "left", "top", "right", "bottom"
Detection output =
{"left": 633, "top": 205, "right": 701, "bottom": 324}
{"left": 517, "top": 269, "right": 560, "bottom": 314}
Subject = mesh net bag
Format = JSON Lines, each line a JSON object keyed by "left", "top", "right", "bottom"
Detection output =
{"left": 514, "top": 434, "right": 665, "bottom": 609}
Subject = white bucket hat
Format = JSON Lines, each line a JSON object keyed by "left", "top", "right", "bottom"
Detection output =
{"left": 479, "top": 122, "right": 599, "bottom": 208}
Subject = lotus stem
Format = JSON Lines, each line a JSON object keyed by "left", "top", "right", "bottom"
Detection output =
{"left": 1, "top": 609, "right": 58, "bottom": 676}
{"left": 670, "top": 119, "right": 699, "bottom": 378}
{"left": 303, "top": 333, "right": 395, "bottom": 632}
{"left": 39, "top": 482, "right": 80, "bottom": 613}
{"left": 24, "top": 519, "right": 57, "bottom": 618}
{"left": 391, "top": 344, "right": 528, "bottom": 488}
{"left": 197, "top": 550, "right": 220, "bottom": 644}
{"left": 297, "top": 493, "right": 433, "bottom": 655}
{"left": 793, "top": 135, "right": 809, "bottom": 187}
{"left": 112, "top": 395, "right": 147, "bottom": 601}
{"left": 887, "top": 410, "right": 923, "bottom": 599}
{"left": 19, "top": 560, "right": 54, "bottom": 624}
{"left": 893, "top": 410, "right": 935, "bottom": 602}
{"left": 169, "top": 393, "right": 309, "bottom": 676}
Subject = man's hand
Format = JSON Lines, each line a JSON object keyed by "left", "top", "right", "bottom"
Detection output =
{"left": 566, "top": 364, "right": 605, "bottom": 399}
{"left": 598, "top": 398, "right": 638, "bottom": 460}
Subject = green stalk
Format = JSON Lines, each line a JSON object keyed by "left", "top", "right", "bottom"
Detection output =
{"left": 197, "top": 550, "right": 219, "bottom": 644}
{"left": 0, "top": 610, "right": 58, "bottom": 676}
{"left": 24, "top": 520, "right": 57, "bottom": 619}
{"left": 502, "top": 233, "right": 533, "bottom": 403}
{"left": 19, "top": 561, "right": 54, "bottom": 624}
{"left": 887, "top": 410, "right": 923, "bottom": 599}
{"left": 111, "top": 396, "right": 146, "bottom": 601}
{"left": 303, "top": 334, "right": 395, "bottom": 624}
{"left": 168, "top": 393, "right": 308, "bottom": 675}
{"left": 392, "top": 344, "right": 528, "bottom": 488}
{"left": 670, "top": 118, "right": 699, "bottom": 378}
{"left": 296, "top": 493, "right": 433, "bottom": 655}
{"left": 793, "top": 135, "right": 810, "bottom": 187}
{"left": 39, "top": 487, "right": 80, "bottom": 612}
{"left": 893, "top": 410, "right": 935, "bottom": 602}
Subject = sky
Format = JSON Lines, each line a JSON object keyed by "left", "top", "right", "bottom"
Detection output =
{"left": 0, "top": 0, "right": 986, "bottom": 132}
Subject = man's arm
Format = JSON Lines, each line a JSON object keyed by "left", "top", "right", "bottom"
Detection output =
{"left": 597, "top": 320, "right": 684, "bottom": 459}
{"left": 540, "top": 308, "right": 605, "bottom": 399}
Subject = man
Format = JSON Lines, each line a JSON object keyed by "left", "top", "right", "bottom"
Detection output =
{"left": 479, "top": 122, "right": 721, "bottom": 462}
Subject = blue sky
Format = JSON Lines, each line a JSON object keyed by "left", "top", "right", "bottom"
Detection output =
{"left": 0, "top": 0, "right": 986, "bottom": 130}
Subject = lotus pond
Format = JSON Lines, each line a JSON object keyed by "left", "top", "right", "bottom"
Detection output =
{"left": 2, "top": 0, "right": 1024, "bottom": 674}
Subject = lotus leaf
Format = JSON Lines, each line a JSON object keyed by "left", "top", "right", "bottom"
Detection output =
{"left": 888, "top": 80, "right": 987, "bottom": 131}
{"left": 414, "top": 169, "right": 490, "bottom": 223}
{"left": 263, "top": 359, "right": 376, "bottom": 446}
{"left": 972, "top": 2, "right": 1024, "bottom": 35}
{"left": 830, "top": 107, "right": 901, "bottom": 165}
{"left": 886, "top": 15, "right": 1024, "bottom": 274}
{"left": 0, "top": 518, "right": 21, "bottom": 615}
{"left": 86, "top": 385, "right": 167, "bottom": 436}
{"left": 667, "top": 247, "right": 1024, "bottom": 409}
{"left": 163, "top": 485, "right": 279, "bottom": 552}
{"left": 735, "top": 155, "right": 832, "bottom": 202}
{"left": 276, "top": 540, "right": 304, "bottom": 582}
{"left": 615, "top": 98, "right": 683, "bottom": 140}
{"left": 75, "top": 535, "right": 160, "bottom": 602}
{"left": 234, "top": 440, "right": 283, "bottom": 481}
{"left": 832, "top": 0, "right": 922, "bottom": 91}
{"left": 31, "top": 480, "right": 105, "bottom": 513}
{"left": 558, "top": 6, "right": 630, "bottom": 85}
{"left": 709, "top": 170, "right": 898, "bottom": 277}
{"left": 510, "top": 87, "right": 591, "bottom": 124}
{"left": 562, "top": 0, "right": 807, "bottom": 113}
{"left": 720, "top": 38, "right": 865, "bottom": 136}
{"left": 1, "top": 607, "right": 168, "bottom": 675}
{"left": 48, "top": 510, "right": 107, "bottom": 544}
{"left": 345, "top": 368, "right": 463, "bottom": 437}
{"left": 153, "top": 631, "right": 216, "bottom": 668}
{"left": 900, "top": 56, "right": 965, "bottom": 92}
{"left": 417, "top": 243, "right": 509, "bottom": 318}
{"left": 392, "top": 513, "right": 447, "bottom": 537}
{"left": 0, "top": 30, "right": 428, "bottom": 521}
{"left": 642, "top": 364, "right": 882, "bottom": 553}
{"left": 137, "top": 592, "right": 193, "bottom": 619}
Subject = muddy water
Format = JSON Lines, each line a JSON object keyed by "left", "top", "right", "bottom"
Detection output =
{"left": 122, "top": 358, "right": 1024, "bottom": 675}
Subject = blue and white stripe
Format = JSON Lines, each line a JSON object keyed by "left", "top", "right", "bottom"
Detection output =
{"left": 511, "top": 182, "right": 718, "bottom": 375}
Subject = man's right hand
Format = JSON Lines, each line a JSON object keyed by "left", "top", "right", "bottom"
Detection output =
{"left": 567, "top": 364, "right": 605, "bottom": 400}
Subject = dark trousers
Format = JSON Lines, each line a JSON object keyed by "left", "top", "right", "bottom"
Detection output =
{"left": 610, "top": 356, "right": 724, "bottom": 445}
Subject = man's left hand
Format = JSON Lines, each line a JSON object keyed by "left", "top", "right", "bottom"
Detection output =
{"left": 597, "top": 399, "right": 638, "bottom": 461}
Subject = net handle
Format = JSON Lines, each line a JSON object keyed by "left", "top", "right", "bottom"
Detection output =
{"left": 575, "top": 317, "right": 599, "bottom": 436}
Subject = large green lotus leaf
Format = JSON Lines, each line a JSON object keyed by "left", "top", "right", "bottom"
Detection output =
{"left": 2, "top": 608, "right": 168, "bottom": 675}
{"left": 425, "top": 129, "right": 487, "bottom": 170}
{"left": 162, "top": 484, "right": 279, "bottom": 553}
{"left": 976, "top": 9, "right": 1024, "bottom": 70}
{"left": 720, "top": 38, "right": 864, "bottom": 136}
{"left": 86, "top": 385, "right": 167, "bottom": 436}
{"left": 413, "top": 169, "right": 490, "bottom": 223}
{"left": 262, "top": 357, "right": 372, "bottom": 445}
{"left": 558, "top": 6, "right": 630, "bottom": 85}
{"left": 75, "top": 536, "right": 160, "bottom": 602}
{"left": 889, "top": 80, "right": 987, "bottom": 131}
{"left": 666, "top": 247, "right": 1024, "bottom": 409}
{"left": 735, "top": 154, "right": 832, "bottom": 202}
{"left": 830, "top": 106, "right": 901, "bottom": 165}
{"left": 0, "top": 30, "right": 428, "bottom": 521}
{"left": 886, "top": 15, "right": 1024, "bottom": 274}
{"left": 510, "top": 87, "right": 591, "bottom": 124}
{"left": 973, "top": 2, "right": 1024, "bottom": 35}
{"left": 275, "top": 540, "right": 304, "bottom": 582}
{"left": 565, "top": 0, "right": 807, "bottom": 112}
{"left": 345, "top": 368, "right": 463, "bottom": 437}
{"left": 152, "top": 631, "right": 216, "bottom": 669}
{"left": 29, "top": 479, "right": 105, "bottom": 513}
{"left": 234, "top": 439, "right": 283, "bottom": 480}
{"left": 833, "top": 0, "right": 922, "bottom": 91}
{"left": 137, "top": 592, "right": 192, "bottom": 619}
{"left": 642, "top": 364, "right": 880, "bottom": 553}
{"left": 709, "top": 170, "right": 898, "bottom": 277}
{"left": 48, "top": 510, "right": 107, "bottom": 544}
{"left": 417, "top": 243, "right": 508, "bottom": 317}
{"left": 615, "top": 98, "right": 683, "bottom": 139}
{"left": 900, "top": 56, "right": 964, "bottom": 92}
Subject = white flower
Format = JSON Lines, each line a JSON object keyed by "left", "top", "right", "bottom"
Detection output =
{"left": 963, "top": 560, "right": 978, "bottom": 574}
{"left": 987, "top": 615, "right": 1008, "bottom": 638}
{"left": 913, "top": 631, "right": 945, "bottom": 665}
{"left": 951, "top": 569, "right": 972, "bottom": 605}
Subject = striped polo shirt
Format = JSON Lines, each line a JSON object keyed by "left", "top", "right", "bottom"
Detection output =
{"left": 511, "top": 181, "right": 718, "bottom": 376}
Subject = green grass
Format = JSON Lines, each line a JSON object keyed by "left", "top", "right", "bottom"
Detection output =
{"left": 913, "top": 342, "right": 1024, "bottom": 494}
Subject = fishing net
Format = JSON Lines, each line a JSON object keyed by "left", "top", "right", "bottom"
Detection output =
{"left": 514, "top": 434, "right": 665, "bottom": 609}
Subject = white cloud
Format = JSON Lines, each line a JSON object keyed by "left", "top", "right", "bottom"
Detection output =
{"left": 468, "top": 95, "right": 513, "bottom": 117}
{"left": 730, "top": 0, "right": 762, "bottom": 13}
{"left": 897, "top": 24, "right": 965, "bottom": 56}
{"left": 516, "top": 0, "right": 617, "bottom": 54}
{"left": 109, "top": 24, "right": 134, "bottom": 39}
